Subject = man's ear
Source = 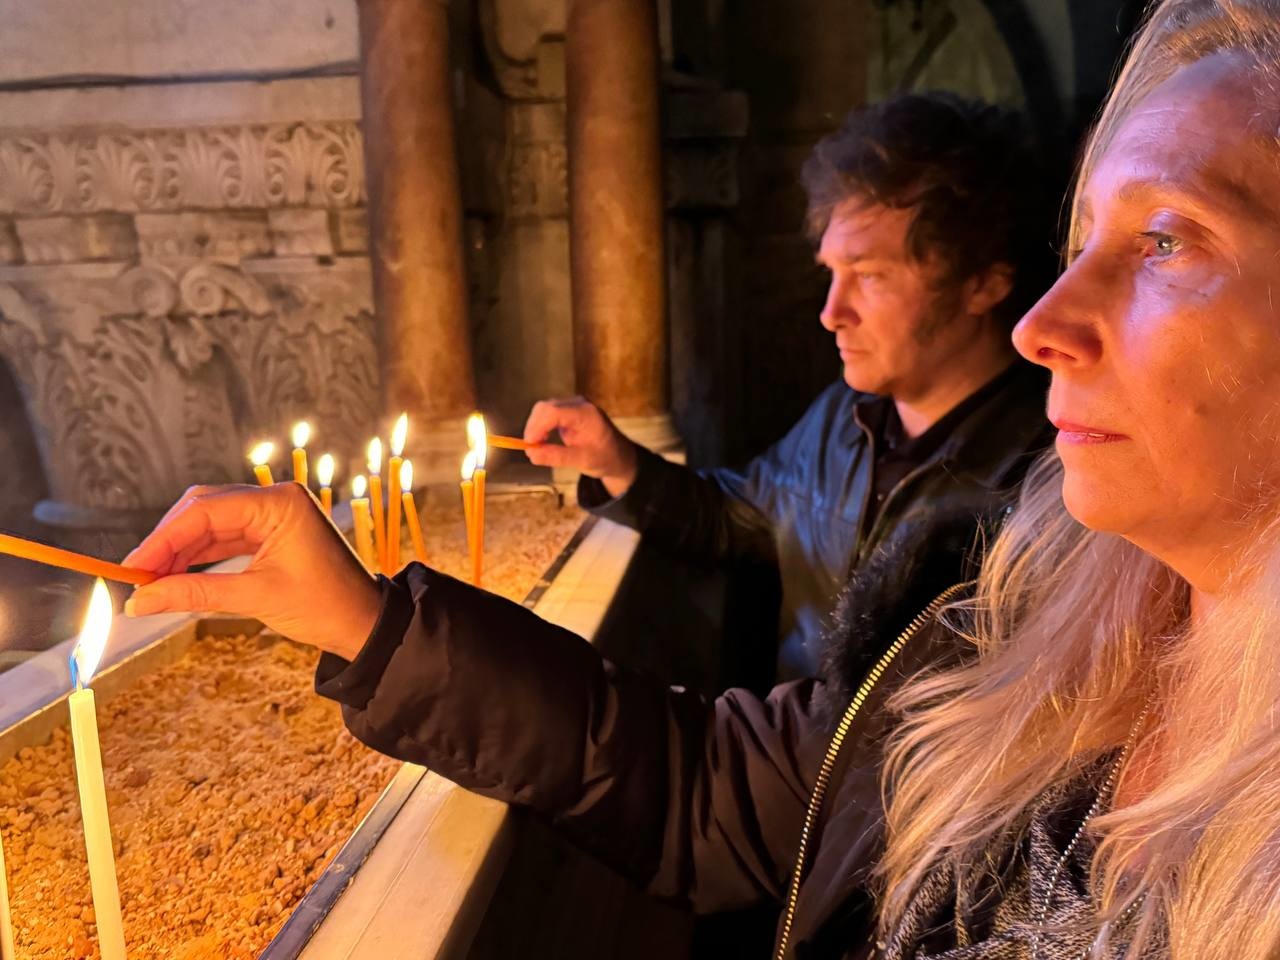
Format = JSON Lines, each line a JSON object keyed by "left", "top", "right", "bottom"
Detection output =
{"left": 964, "top": 262, "right": 1014, "bottom": 317}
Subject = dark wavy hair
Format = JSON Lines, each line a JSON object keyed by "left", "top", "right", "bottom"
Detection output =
{"left": 801, "top": 92, "right": 1055, "bottom": 331}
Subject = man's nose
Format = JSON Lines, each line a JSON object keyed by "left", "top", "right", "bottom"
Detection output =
{"left": 820, "top": 280, "right": 857, "bottom": 332}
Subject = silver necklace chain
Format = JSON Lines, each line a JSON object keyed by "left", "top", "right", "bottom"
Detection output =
{"left": 1028, "top": 692, "right": 1158, "bottom": 960}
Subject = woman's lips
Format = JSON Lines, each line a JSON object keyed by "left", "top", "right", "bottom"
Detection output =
{"left": 1052, "top": 420, "right": 1130, "bottom": 445}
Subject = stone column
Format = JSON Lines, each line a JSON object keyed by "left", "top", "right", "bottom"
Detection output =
{"left": 565, "top": 0, "right": 680, "bottom": 453}
{"left": 357, "top": 0, "right": 477, "bottom": 477}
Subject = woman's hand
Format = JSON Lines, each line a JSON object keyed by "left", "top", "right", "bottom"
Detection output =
{"left": 122, "top": 483, "right": 381, "bottom": 660}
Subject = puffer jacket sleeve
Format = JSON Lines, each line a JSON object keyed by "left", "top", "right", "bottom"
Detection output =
{"left": 314, "top": 564, "right": 834, "bottom": 912}
{"left": 576, "top": 383, "right": 850, "bottom": 570}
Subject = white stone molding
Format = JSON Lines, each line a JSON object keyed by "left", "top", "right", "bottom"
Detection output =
{"left": 0, "top": 122, "right": 365, "bottom": 216}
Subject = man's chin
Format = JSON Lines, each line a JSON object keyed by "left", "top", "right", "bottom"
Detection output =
{"left": 842, "top": 364, "right": 885, "bottom": 395}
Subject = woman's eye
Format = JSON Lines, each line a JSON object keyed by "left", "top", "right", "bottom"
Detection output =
{"left": 1141, "top": 231, "right": 1183, "bottom": 259}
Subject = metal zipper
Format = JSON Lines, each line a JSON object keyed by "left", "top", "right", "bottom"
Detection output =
{"left": 772, "top": 583, "right": 969, "bottom": 960}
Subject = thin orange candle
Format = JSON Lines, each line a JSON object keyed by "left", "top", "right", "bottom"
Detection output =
{"left": 401, "top": 459, "right": 427, "bottom": 564}
{"left": 249, "top": 441, "right": 275, "bottom": 486}
{"left": 291, "top": 421, "right": 311, "bottom": 487}
{"left": 316, "top": 453, "right": 336, "bottom": 518}
{"left": 0, "top": 533, "right": 156, "bottom": 586}
{"left": 349, "top": 475, "right": 376, "bottom": 572}
{"left": 487, "top": 434, "right": 542, "bottom": 451}
{"left": 467, "top": 414, "right": 488, "bottom": 588}
{"left": 387, "top": 413, "right": 408, "bottom": 573}
{"left": 366, "top": 438, "right": 386, "bottom": 574}
{"left": 460, "top": 451, "right": 476, "bottom": 572}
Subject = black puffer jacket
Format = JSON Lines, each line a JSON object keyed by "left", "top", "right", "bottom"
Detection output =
{"left": 579, "top": 361, "right": 1050, "bottom": 677}
{"left": 314, "top": 504, "right": 995, "bottom": 958}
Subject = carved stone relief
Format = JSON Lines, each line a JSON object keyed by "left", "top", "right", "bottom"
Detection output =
{"left": 0, "top": 257, "right": 376, "bottom": 527}
{"left": 0, "top": 122, "right": 365, "bottom": 216}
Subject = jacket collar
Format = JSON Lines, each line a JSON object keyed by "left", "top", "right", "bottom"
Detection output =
{"left": 839, "top": 361, "right": 1051, "bottom": 492}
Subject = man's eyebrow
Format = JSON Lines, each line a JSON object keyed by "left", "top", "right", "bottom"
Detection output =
{"left": 815, "top": 251, "right": 893, "bottom": 266}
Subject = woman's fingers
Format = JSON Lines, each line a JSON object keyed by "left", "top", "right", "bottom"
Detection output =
{"left": 126, "top": 486, "right": 286, "bottom": 574}
{"left": 126, "top": 569, "right": 263, "bottom": 618}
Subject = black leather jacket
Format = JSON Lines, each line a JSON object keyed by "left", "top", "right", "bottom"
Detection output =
{"left": 316, "top": 564, "right": 972, "bottom": 960}
{"left": 579, "top": 361, "right": 1052, "bottom": 677}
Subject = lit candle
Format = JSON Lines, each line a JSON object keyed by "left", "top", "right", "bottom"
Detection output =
{"left": 349, "top": 476, "right": 376, "bottom": 572}
{"left": 387, "top": 414, "right": 408, "bottom": 573}
{"left": 401, "top": 459, "right": 427, "bottom": 564}
{"left": 460, "top": 451, "right": 477, "bottom": 574}
{"left": 291, "top": 421, "right": 311, "bottom": 487}
{"left": 316, "top": 453, "right": 336, "bottom": 519}
{"left": 467, "top": 414, "right": 488, "bottom": 588}
{"left": 366, "top": 438, "right": 386, "bottom": 574}
{"left": 68, "top": 579, "right": 127, "bottom": 960}
{"left": 249, "top": 441, "right": 275, "bottom": 486}
{"left": 0, "top": 816, "right": 14, "bottom": 960}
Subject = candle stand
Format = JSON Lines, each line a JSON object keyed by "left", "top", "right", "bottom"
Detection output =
{"left": 0, "top": 494, "right": 649, "bottom": 960}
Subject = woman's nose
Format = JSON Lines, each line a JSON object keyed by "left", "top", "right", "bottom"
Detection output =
{"left": 1012, "top": 258, "right": 1106, "bottom": 372}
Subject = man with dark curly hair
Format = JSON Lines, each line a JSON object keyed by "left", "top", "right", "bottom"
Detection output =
{"left": 524, "top": 92, "right": 1056, "bottom": 680}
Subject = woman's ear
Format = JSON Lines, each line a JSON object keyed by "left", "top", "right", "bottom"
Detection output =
{"left": 964, "top": 262, "right": 1015, "bottom": 318}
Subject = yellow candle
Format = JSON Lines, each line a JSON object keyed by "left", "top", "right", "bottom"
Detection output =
{"left": 367, "top": 438, "right": 386, "bottom": 574}
{"left": 68, "top": 579, "right": 127, "bottom": 960}
{"left": 401, "top": 459, "right": 427, "bottom": 564}
{"left": 467, "top": 414, "right": 488, "bottom": 588}
{"left": 0, "top": 822, "right": 14, "bottom": 960}
{"left": 460, "top": 452, "right": 476, "bottom": 572}
{"left": 350, "top": 476, "right": 376, "bottom": 572}
{"left": 291, "top": 421, "right": 311, "bottom": 487}
{"left": 473, "top": 467, "right": 485, "bottom": 588}
{"left": 249, "top": 441, "right": 275, "bottom": 486}
{"left": 316, "top": 453, "right": 335, "bottom": 519}
{"left": 387, "top": 414, "right": 408, "bottom": 574}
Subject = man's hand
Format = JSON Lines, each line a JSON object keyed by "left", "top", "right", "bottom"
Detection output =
{"left": 121, "top": 483, "right": 381, "bottom": 661}
{"left": 523, "top": 397, "right": 640, "bottom": 498}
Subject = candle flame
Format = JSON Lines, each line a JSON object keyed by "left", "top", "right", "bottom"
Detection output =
{"left": 291, "top": 421, "right": 311, "bottom": 449}
{"left": 466, "top": 413, "right": 487, "bottom": 469}
{"left": 461, "top": 450, "right": 477, "bottom": 482}
{"left": 367, "top": 437, "right": 383, "bottom": 473}
{"left": 391, "top": 413, "right": 409, "bottom": 457}
{"left": 72, "top": 578, "right": 113, "bottom": 688}
{"left": 400, "top": 459, "right": 414, "bottom": 492}
{"left": 248, "top": 441, "right": 274, "bottom": 467}
{"left": 352, "top": 474, "right": 368, "bottom": 499}
{"left": 316, "top": 453, "right": 335, "bottom": 488}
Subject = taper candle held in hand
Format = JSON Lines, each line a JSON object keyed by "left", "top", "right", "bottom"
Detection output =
{"left": 387, "top": 414, "right": 408, "bottom": 573}
{"left": 401, "top": 459, "right": 427, "bottom": 563}
{"left": 0, "top": 533, "right": 156, "bottom": 586}
{"left": 366, "top": 438, "right": 386, "bottom": 574}
{"left": 291, "top": 421, "right": 311, "bottom": 487}
{"left": 249, "top": 441, "right": 275, "bottom": 486}
{"left": 316, "top": 453, "right": 336, "bottom": 518}
{"left": 68, "top": 579, "right": 127, "bottom": 960}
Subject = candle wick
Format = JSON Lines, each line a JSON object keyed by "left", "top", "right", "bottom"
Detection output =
{"left": 69, "top": 652, "right": 83, "bottom": 691}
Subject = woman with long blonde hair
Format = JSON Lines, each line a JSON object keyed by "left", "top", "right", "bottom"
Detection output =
{"left": 123, "top": 1, "right": 1280, "bottom": 956}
